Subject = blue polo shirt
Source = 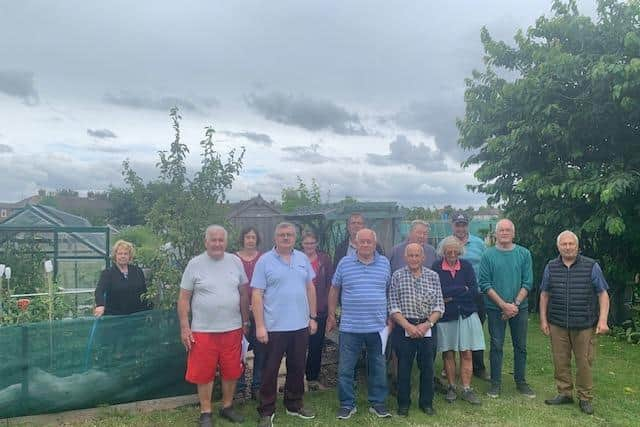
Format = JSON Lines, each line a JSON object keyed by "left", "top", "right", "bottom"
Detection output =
{"left": 332, "top": 253, "right": 391, "bottom": 333}
{"left": 251, "top": 248, "right": 315, "bottom": 332}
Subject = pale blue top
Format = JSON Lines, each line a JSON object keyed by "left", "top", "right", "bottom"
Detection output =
{"left": 251, "top": 248, "right": 315, "bottom": 332}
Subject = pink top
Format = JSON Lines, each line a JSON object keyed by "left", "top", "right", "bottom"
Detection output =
{"left": 441, "top": 259, "right": 461, "bottom": 278}
{"left": 237, "top": 252, "right": 261, "bottom": 296}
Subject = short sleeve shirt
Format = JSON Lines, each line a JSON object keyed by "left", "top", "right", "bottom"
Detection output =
{"left": 180, "top": 252, "right": 248, "bottom": 332}
{"left": 332, "top": 253, "right": 391, "bottom": 333}
{"left": 251, "top": 248, "right": 315, "bottom": 332}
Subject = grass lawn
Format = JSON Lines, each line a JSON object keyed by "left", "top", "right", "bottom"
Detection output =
{"left": 35, "top": 315, "right": 640, "bottom": 426}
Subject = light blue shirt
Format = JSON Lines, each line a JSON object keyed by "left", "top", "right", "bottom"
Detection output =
{"left": 251, "top": 248, "right": 315, "bottom": 332}
{"left": 332, "top": 253, "right": 391, "bottom": 333}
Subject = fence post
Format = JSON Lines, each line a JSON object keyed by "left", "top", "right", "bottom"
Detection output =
{"left": 21, "top": 325, "right": 29, "bottom": 415}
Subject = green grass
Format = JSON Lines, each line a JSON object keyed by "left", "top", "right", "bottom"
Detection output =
{"left": 35, "top": 315, "right": 640, "bottom": 426}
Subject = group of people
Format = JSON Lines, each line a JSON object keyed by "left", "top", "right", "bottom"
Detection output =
{"left": 95, "top": 212, "right": 611, "bottom": 427}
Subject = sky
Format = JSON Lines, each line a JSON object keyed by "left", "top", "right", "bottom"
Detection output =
{"left": 0, "top": 0, "right": 597, "bottom": 207}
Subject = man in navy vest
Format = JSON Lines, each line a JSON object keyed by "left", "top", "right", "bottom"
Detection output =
{"left": 539, "top": 230, "right": 610, "bottom": 415}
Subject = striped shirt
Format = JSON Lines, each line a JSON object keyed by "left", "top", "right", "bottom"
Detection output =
{"left": 332, "top": 253, "right": 391, "bottom": 333}
{"left": 388, "top": 266, "right": 445, "bottom": 320}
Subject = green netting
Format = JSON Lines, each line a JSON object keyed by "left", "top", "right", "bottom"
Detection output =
{"left": 397, "top": 219, "right": 497, "bottom": 247}
{"left": 0, "top": 310, "right": 191, "bottom": 418}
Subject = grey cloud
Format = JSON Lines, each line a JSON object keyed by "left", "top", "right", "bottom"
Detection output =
{"left": 222, "top": 130, "right": 273, "bottom": 146}
{"left": 394, "top": 95, "right": 466, "bottom": 158}
{"left": 243, "top": 165, "right": 486, "bottom": 208}
{"left": 246, "top": 92, "right": 367, "bottom": 135}
{"left": 87, "top": 128, "right": 118, "bottom": 139}
{"left": 367, "top": 135, "right": 447, "bottom": 172}
{"left": 281, "top": 144, "right": 333, "bottom": 164}
{"left": 0, "top": 70, "right": 39, "bottom": 105}
{"left": 0, "top": 144, "right": 13, "bottom": 153}
{"left": 104, "top": 91, "right": 199, "bottom": 112}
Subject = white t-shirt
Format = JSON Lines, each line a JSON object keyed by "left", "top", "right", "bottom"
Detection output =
{"left": 180, "top": 252, "right": 248, "bottom": 332}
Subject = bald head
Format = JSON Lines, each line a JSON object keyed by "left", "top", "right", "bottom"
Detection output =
{"left": 405, "top": 243, "right": 425, "bottom": 273}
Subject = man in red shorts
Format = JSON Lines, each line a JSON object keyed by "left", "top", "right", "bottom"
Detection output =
{"left": 178, "top": 225, "right": 250, "bottom": 427}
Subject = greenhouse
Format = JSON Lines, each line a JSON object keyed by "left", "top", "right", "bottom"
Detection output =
{"left": 0, "top": 203, "right": 111, "bottom": 319}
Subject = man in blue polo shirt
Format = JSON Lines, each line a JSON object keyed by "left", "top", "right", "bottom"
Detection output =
{"left": 327, "top": 228, "right": 392, "bottom": 420}
{"left": 252, "top": 222, "right": 318, "bottom": 427}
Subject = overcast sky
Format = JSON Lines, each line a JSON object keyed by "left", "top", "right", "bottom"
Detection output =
{"left": 0, "top": 0, "right": 597, "bottom": 207}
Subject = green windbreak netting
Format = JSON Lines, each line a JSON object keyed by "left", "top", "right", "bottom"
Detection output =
{"left": 0, "top": 310, "right": 192, "bottom": 419}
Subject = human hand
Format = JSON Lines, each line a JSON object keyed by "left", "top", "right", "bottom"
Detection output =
{"left": 309, "top": 319, "right": 318, "bottom": 335}
{"left": 326, "top": 315, "right": 337, "bottom": 333}
{"left": 94, "top": 306, "right": 105, "bottom": 317}
{"left": 540, "top": 320, "right": 550, "bottom": 336}
{"left": 256, "top": 325, "right": 269, "bottom": 344}
{"left": 502, "top": 303, "right": 519, "bottom": 319}
{"left": 405, "top": 324, "right": 421, "bottom": 339}
{"left": 416, "top": 322, "right": 432, "bottom": 337}
{"left": 181, "top": 326, "right": 195, "bottom": 352}
{"left": 595, "top": 320, "right": 609, "bottom": 335}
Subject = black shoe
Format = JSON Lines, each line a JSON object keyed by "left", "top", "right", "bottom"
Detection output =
{"left": 579, "top": 400, "right": 594, "bottom": 415}
{"left": 421, "top": 406, "right": 436, "bottom": 416}
{"left": 516, "top": 382, "right": 536, "bottom": 398}
{"left": 198, "top": 412, "right": 213, "bottom": 427}
{"left": 219, "top": 406, "right": 244, "bottom": 423}
{"left": 397, "top": 406, "right": 409, "bottom": 417}
{"left": 544, "top": 395, "right": 574, "bottom": 405}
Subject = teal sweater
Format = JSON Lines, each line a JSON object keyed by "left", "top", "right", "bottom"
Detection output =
{"left": 479, "top": 244, "right": 533, "bottom": 311}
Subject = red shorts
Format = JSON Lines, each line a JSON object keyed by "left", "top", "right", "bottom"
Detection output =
{"left": 185, "top": 328, "right": 243, "bottom": 384}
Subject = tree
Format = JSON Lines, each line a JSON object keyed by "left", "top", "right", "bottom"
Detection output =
{"left": 281, "top": 176, "right": 322, "bottom": 212}
{"left": 458, "top": 0, "right": 640, "bottom": 292}
{"left": 116, "top": 107, "right": 245, "bottom": 307}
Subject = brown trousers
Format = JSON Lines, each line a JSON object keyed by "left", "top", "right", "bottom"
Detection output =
{"left": 549, "top": 324, "right": 595, "bottom": 401}
{"left": 257, "top": 327, "right": 309, "bottom": 416}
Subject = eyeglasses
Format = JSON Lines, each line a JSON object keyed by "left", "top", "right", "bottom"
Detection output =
{"left": 277, "top": 232, "right": 295, "bottom": 238}
{"left": 302, "top": 241, "right": 317, "bottom": 245}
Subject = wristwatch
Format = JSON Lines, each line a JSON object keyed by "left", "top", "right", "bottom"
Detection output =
{"left": 425, "top": 320, "right": 433, "bottom": 328}
{"left": 309, "top": 315, "right": 318, "bottom": 321}
{"left": 243, "top": 321, "right": 250, "bottom": 327}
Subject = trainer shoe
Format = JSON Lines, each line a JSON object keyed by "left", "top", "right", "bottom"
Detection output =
{"left": 579, "top": 400, "right": 594, "bottom": 415}
{"left": 445, "top": 385, "right": 457, "bottom": 403}
{"left": 544, "top": 394, "right": 573, "bottom": 405}
{"left": 257, "top": 413, "right": 275, "bottom": 427}
{"left": 286, "top": 406, "right": 316, "bottom": 419}
{"left": 461, "top": 388, "right": 481, "bottom": 405}
{"left": 198, "top": 412, "right": 212, "bottom": 427}
{"left": 487, "top": 383, "right": 501, "bottom": 398}
{"left": 219, "top": 405, "right": 244, "bottom": 423}
{"left": 369, "top": 404, "right": 392, "bottom": 418}
{"left": 516, "top": 382, "right": 536, "bottom": 398}
{"left": 307, "top": 380, "right": 328, "bottom": 391}
{"left": 336, "top": 406, "right": 357, "bottom": 420}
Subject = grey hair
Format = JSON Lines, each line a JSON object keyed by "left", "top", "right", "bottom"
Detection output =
{"left": 355, "top": 228, "right": 377, "bottom": 242}
{"left": 275, "top": 221, "right": 297, "bottom": 236}
{"left": 410, "top": 219, "right": 430, "bottom": 231}
{"left": 205, "top": 225, "right": 228, "bottom": 240}
{"left": 437, "top": 236, "right": 466, "bottom": 258}
{"left": 556, "top": 230, "right": 579, "bottom": 246}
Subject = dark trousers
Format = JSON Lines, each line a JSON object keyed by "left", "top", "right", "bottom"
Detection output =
{"left": 472, "top": 305, "right": 487, "bottom": 374}
{"left": 487, "top": 309, "right": 528, "bottom": 386}
{"left": 237, "top": 323, "right": 265, "bottom": 394}
{"left": 392, "top": 326, "right": 434, "bottom": 409}
{"left": 258, "top": 328, "right": 309, "bottom": 417}
{"left": 306, "top": 315, "right": 327, "bottom": 381}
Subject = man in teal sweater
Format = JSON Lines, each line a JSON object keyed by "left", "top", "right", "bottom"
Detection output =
{"left": 479, "top": 219, "right": 535, "bottom": 399}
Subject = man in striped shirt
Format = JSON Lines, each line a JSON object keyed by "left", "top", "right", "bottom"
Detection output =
{"left": 327, "top": 228, "right": 392, "bottom": 420}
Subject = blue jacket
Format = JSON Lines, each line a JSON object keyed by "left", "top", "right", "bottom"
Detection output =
{"left": 431, "top": 258, "right": 479, "bottom": 322}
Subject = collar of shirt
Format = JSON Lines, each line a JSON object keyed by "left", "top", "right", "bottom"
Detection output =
{"left": 441, "top": 259, "right": 461, "bottom": 277}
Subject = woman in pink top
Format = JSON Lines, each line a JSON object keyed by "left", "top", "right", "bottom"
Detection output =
{"left": 235, "top": 226, "right": 263, "bottom": 401}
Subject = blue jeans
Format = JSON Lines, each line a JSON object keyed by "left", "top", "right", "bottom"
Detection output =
{"left": 487, "top": 309, "right": 528, "bottom": 386}
{"left": 338, "top": 331, "right": 388, "bottom": 409}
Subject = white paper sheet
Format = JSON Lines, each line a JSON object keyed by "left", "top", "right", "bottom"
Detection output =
{"left": 405, "top": 327, "right": 432, "bottom": 338}
{"left": 378, "top": 326, "right": 390, "bottom": 355}
{"left": 241, "top": 336, "right": 249, "bottom": 362}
